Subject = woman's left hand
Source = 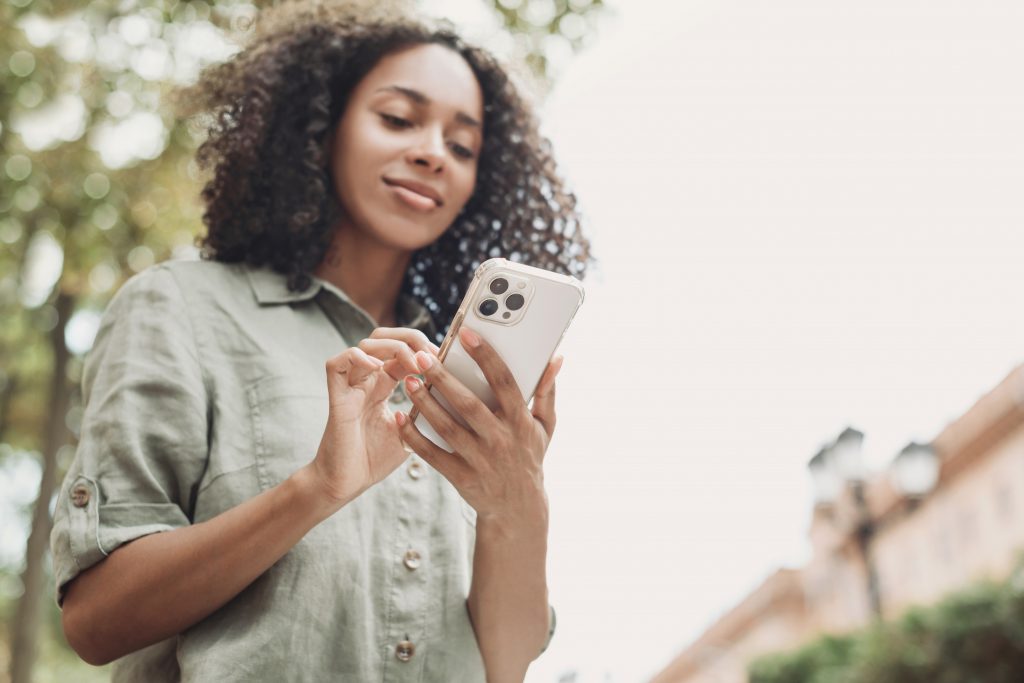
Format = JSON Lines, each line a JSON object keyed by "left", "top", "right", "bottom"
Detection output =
{"left": 395, "top": 327, "right": 563, "bottom": 525}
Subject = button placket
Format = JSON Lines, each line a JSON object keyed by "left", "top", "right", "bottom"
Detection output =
{"left": 381, "top": 452, "right": 433, "bottom": 680}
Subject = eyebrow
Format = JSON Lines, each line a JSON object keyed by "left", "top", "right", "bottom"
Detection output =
{"left": 375, "top": 85, "right": 482, "bottom": 129}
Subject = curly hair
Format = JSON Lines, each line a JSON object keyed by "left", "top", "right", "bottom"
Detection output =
{"left": 178, "top": 1, "right": 592, "bottom": 341}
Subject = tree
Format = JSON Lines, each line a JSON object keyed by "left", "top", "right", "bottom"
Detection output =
{"left": 749, "top": 570, "right": 1024, "bottom": 683}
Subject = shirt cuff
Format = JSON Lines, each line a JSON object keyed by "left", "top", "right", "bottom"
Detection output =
{"left": 51, "top": 476, "right": 188, "bottom": 605}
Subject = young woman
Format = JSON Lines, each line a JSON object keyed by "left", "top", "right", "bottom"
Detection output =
{"left": 51, "top": 4, "right": 590, "bottom": 682}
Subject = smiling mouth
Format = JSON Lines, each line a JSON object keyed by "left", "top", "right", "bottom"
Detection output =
{"left": 382, "top": 178, "right": 443, "bottom": 209}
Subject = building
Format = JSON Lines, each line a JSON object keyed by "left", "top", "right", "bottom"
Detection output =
{"left": 650, "top": 364, "right": 1024, "bottom": 683}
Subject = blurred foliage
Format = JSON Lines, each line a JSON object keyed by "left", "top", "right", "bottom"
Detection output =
{"left": 0, "top": 0, "right": 602, "bottom": 679}
{"left": 749, "top": 569, "right": 1024, "bottom": 683}
{"left": 490, "top": 0, "right": 604, "bottom": 88}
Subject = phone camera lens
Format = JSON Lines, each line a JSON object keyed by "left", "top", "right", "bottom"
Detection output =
{"left": 489, "top": 278, "right": 509, "bottom": 295}
{"left": 505, "top": 293, "right": 525, "bottom": 311}
{"left": 478, "top": 299, "right": 499, "bottom": 316}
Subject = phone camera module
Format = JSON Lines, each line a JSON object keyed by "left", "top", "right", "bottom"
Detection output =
{"left": 505, "top": 293, "right": 525, "bottom": 311}
{"left": 489, "top": 278, "right": 509, "bottom": 295}
{"left": 478, "top": 299, "right": 499, "bottom": 316}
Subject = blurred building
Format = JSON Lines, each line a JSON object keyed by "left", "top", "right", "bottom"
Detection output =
{"left": 650, "top": 364, "right": 1024, "bottom": 683}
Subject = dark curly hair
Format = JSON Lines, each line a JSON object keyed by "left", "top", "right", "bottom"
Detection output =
{"left": 178, "top": 2, "right": 591, "bottom": 340}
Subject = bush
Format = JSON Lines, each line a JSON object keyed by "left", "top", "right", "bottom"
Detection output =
{"left": 749, "top": 578, "right": 1024, "bottom": 683}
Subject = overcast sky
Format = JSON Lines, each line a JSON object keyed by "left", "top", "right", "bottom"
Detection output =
{"left": 432, "top": 0, "right": 1024, "bottom": 680}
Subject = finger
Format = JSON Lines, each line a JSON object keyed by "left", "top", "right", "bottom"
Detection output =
{"left": 403, "top": 375, "right": 478, "bottom": 454}
{"left": 531, "top": 356, "right": 562, "bottom": 439}
{"left": 381, "top": 358, "right": 412, "bottom": 383}
{"left": 457, "top": 327, "right": 528, "bottom": 420}
{"left": 325, "top": 348, "right": 379, "bottom": 380}
{"left": 358, "top": 338, "right": 419, "bottom": 378}
{"left": 370, "top": 327, "right": 440, "bottom": 355}
{"left": 346, "top": 347, "right": 385, "bottom": 386}
{"left": 412, "top": 349, "right": 501, "bottom": 437}
{"left": 395, "top": 411, "right": 472, "bottom": 486}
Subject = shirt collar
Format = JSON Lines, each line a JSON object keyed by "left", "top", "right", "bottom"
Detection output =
{"left": 244, "top": 264, "right": 434, "bottom": 332}
{"left": 244, "top": 264, "right": 323, "bottom": 305}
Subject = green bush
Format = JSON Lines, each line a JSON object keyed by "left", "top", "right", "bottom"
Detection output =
{"left": 749, "top": 579, "right": 1024, "bottom": 683}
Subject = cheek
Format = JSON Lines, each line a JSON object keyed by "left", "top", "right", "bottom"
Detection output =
{"left": 450, "top": 166, "right": 478, "bottom": 214}
{"left": 339, "top": 132, "right": 379, "bottom": 179}
{"left": 333, "top": 115, "right": 392, "bottom": 182}
{"left": 333, "top": 142, "right": 382, "bottom": 212}
{"left": 426, "top": 170, "right": 475, "bottom": 240}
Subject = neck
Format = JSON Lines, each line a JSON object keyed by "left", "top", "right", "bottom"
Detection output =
{"left": 313, "top": 226, "right": 412, "bottom": 329}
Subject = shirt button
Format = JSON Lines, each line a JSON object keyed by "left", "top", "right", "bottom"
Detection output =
{"left": 403, "top": 549, "right": 421, "bottom": 571}
{"left": 395, "top": 640, "right": 415, "bottom": 662}
{"left": 389, "top": 385, "right": 406, "bottom": 404}
{"left": 407, "top": 460, "right": 423, "bottom": 480}
{"left": 70, "top": 485, "right": 90, "bottom": 507}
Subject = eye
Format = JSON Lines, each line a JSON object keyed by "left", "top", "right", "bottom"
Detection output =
{"left": 379, "top": 113, "right": 413, "bottom": 129}
{"left": 449, "top": 142, "right": 475, "bottom": 160}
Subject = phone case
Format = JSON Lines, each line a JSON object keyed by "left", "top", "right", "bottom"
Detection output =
{"left": 410, "top": 258, "right": 585, "bottom": 453}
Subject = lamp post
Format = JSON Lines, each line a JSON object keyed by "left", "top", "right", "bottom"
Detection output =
{"left": 835, "top": 428, "right": 883, "bottom": 620}
{"left": 809, "top": 430, "right": 941, "bottom": 624}
{"left": 808, "top": 427, "right": 882, "bottom": 620}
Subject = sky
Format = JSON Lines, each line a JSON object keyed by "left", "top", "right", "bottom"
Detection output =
{"left": 431, "top": 0, "right": 1024, "bottom": 681}
{"left": 4, "top": 0, "right": 1023, "bottom": 680}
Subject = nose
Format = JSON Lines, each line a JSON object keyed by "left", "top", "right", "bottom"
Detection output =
{"left": 406, "top": 127, "right": 445, "bottom": 174}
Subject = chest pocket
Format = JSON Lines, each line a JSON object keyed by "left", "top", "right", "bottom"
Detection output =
{"left": 248, "top": 375, "right": 328, "bottom": 491}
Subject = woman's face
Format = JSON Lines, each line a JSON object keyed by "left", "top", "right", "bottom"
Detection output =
{"left": 329, "top": 42, "right": 485, "bottom": 251}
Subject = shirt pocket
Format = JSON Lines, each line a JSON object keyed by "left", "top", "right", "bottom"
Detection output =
{"left": 247, "top": 375, "right": 328, "bottom": 491}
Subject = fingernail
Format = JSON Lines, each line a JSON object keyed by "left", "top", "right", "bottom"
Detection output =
{"left": 395, "top": 411, "right": 407, "bottom": 426}
{"left": 405, "top": 376, "right": 421, "bottom": 393}
{"left": 415, "top": 350, "right": 434, "bottom": 370}
{"left": 460, "top": 327, "right": 480, "bottom": 348}
{"left": 553, "top": 355, "right": 564, "bottom": 373}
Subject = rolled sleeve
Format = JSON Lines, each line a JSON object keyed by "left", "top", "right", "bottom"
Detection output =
{"left": 50, "top": 265, "right": 209, "bottom": 604}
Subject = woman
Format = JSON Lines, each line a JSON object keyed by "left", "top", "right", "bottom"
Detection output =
{"left": 51, "top": 3, "right": 590, "bottom": 681}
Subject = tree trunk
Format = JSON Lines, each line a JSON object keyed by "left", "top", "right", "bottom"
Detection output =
{"left": 9, "top": 291, "right": 74, "bottom": 683}
{"left": 0, "top": 371, "right": 18, "bottom": 444}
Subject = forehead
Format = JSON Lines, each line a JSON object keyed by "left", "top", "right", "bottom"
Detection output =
{"left": 355, "top": 43, "right": 484, "bottom": 120}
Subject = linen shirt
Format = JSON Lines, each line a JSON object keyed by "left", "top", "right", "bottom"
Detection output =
{"left": 50, "top": 260, "right": 552, "bottom": 682}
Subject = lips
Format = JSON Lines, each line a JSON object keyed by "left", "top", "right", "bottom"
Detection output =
{"left": 383, "top": 177, "right": 444, "bottom": 207}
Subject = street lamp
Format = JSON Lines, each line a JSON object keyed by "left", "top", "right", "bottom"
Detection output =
{"left": 808, "top": 446, "right": 841, "bottom": 505}
{"left": 831, "top": 427, "right": 866, "bottom": 482}
{"left": 807, "top": 427, "right": 867, "bottom": 502}
{"left": 890, "top": 441, "right": 940, "bottom": 498}
{"left": 808, "top": 431, "right": 941, "bottom": 623}
{"left": 806, "top": 426, "right": 881, "bottom": 620}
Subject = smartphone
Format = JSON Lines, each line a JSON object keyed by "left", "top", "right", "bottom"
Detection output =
{"left": 410, "top": 258, "right": 585, "bottom": 453}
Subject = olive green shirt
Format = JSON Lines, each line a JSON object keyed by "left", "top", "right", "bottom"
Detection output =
{"left": 51, "top": 260, "right": 552, "bottom": 681}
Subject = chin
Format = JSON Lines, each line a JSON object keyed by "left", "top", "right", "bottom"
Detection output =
{"left": 368, "top": 214, "right": 450, "bottom": 252}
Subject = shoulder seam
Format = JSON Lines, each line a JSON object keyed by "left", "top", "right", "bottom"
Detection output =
{"left": 160, "top": 264, "right": 213, "bottom": 410}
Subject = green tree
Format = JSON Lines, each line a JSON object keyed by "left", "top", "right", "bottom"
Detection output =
{"left": 749, "top": 572, "right": 1024, "bottom": 683}
{"left": 0, "top": 1, "right": 602, "bottom": 681}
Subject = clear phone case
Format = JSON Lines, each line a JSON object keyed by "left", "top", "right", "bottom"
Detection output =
{"left": 410, "top": 258, "right": 585, "bottom": 453}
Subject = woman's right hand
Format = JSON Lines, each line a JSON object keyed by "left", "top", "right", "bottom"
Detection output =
{"left": 308, "top": 327, "right": 438, "bottom": 505}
